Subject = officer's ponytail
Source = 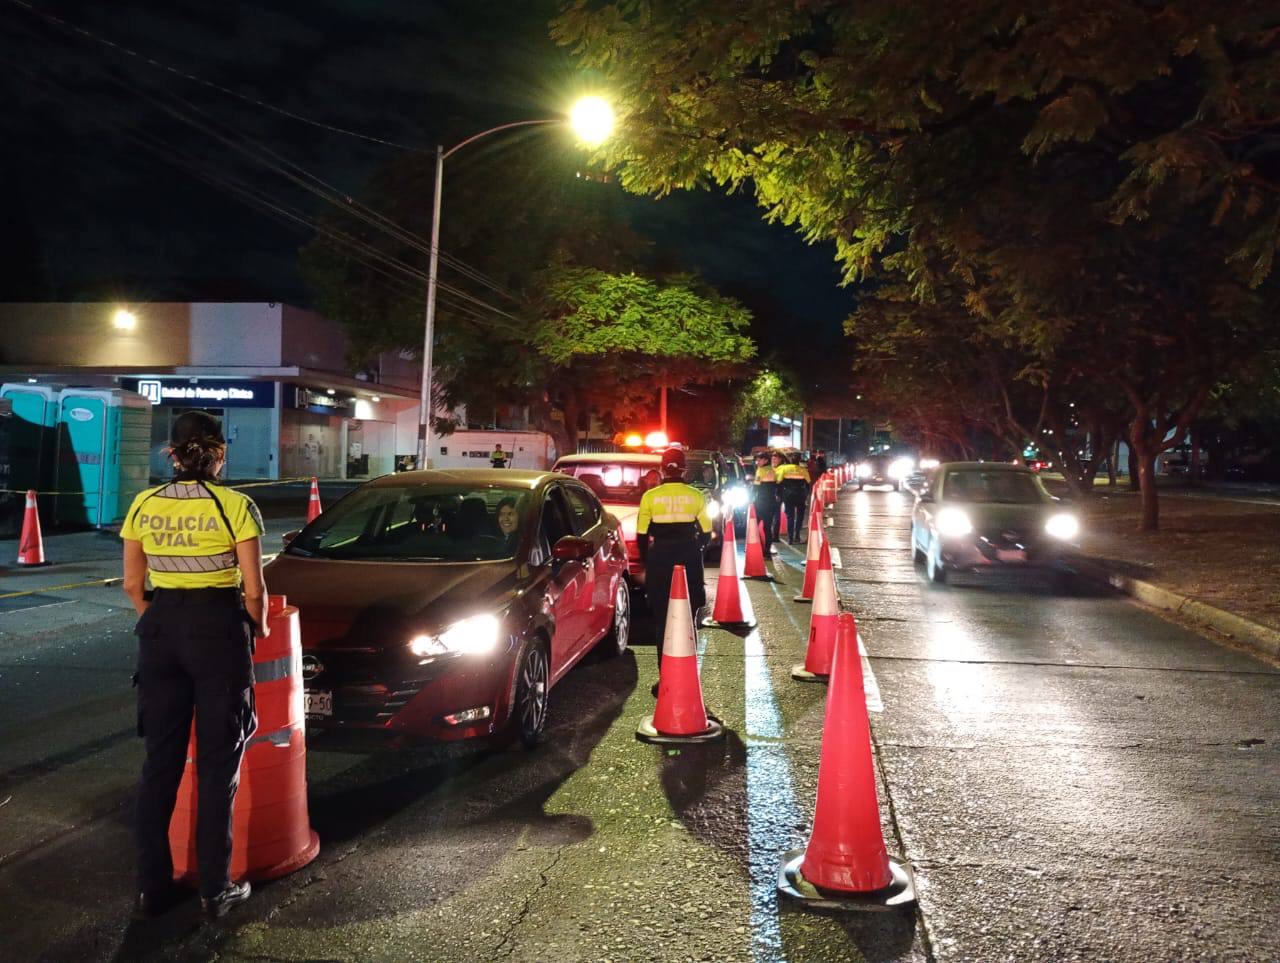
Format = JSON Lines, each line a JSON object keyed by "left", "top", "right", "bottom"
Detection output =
{"left": 168, "top": 411, "right": 227, "bottom": 482}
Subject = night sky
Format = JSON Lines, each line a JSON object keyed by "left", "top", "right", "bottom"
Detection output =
{"left": 0, "top": 0, "right": 853, "bottom": 359}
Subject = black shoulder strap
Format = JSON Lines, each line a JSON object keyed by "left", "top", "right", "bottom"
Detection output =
{"left": 198, "top": 482, "right": 240, "bottom": 565}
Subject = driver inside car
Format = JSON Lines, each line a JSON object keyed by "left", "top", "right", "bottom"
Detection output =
{"left": 495, "top": 497, "right": 521, "bottom": 553}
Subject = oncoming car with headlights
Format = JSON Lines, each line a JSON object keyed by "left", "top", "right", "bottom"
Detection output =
{"left": 264, "top": 470, "right": 630, "bottom": 747}
{"left": 856, "top": 454, "right": 916, "bottom": 491}
{"left": 910, "top": 462, "right": 1081, "bottom": 586}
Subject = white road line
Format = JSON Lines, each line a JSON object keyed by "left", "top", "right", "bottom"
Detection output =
{"left": 857, "top": 632, "right": 884, "bottom": 712}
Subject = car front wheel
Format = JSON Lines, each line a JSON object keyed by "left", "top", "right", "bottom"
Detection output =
{"left": 601, "top": 577, "right": 631, "bottom": 657}
{"left": 926, "top": 537, "right": 948, "bottom": 585}
{"left": 512, "top": 641, "right": 550, "bottom": 748}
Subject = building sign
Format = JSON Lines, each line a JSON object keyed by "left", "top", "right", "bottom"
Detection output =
{"left": 121, "top": 377, "right": 274, "bottom": 408}
{"left": 288, "top": 386, "right": 355, "bottom": 417}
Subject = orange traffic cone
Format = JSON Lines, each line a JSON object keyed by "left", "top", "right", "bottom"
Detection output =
{"left": 823, "top": 472, "right": 836, "bottom": 507}
{"left": 306, "top": 477, "right": 322, "bottom": 523}
{"left": 637, "top": 565, "right": 724, "bottom": 744}
{"left": 704, "top": 519, "right": 756, "bottom": 627}
{"left": 777, "top": 610, "right": 916, "bottom": 911}
{"left": 170, "top": 595, "right": 320, "bottom": 885}
{"left": 742, "top": 505, "right": 769, "bottom": 580}
{"left": 792, "top": 541, "right": 839, "bottom": 682}
{"left": 16, "top": 491, "right": 47, "bottom": 566}
{"left": 779, "top": 504, "right": 789, "bottom": 539}
{"left": 793, "top": 503, "right": 825, "bottom": 603}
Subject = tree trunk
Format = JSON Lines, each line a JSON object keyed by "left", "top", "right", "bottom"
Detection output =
{"left": 560, "top": 391, "right": 581, "bottom": 454}
{"left": 1136, "top": 449, "right": 1159, "bottom": 531}
{"left": 1126, "top": 444, "right": 1140, "bottom": 491}
{"left": 1189, "top": 429, "right": 1201, "bottom": 487}
{"left": 1107, "top": 438, "right": 1119, "bottom": 487}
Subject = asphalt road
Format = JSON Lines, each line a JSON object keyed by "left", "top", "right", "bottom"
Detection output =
{"left": 0, "top": 486, "right": 1276, "bottom": 961}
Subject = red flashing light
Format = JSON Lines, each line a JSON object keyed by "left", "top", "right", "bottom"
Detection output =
{"left": 644, "top": 430, "right": 668, "bottom": 449}
{"left": 623, "top": 433, "right": 644, "bottom": 448}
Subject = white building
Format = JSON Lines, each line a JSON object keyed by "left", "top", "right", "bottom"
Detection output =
{"left": 0, "top": 302, "right": 426, "bottom": 480}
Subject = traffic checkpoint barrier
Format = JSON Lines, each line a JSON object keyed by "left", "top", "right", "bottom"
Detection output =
{"left": 793, "top": 502, "right": 825, "bottom": 603}
{"left": 778, "top": 607, "right": 916, "bottom": 912}
{"left": 306, "top": 477, "right": 322, "bottom": 523}
{"left": 704, "top": 517, "right": 756, "bottom": 628}
{"left": 169, "top": 594, "right": 320, "bottom": 885}
{"left": 16, "top": 490, "right": 48, "bottom": 566}
{"left": 637, "top": 565, "right": 725, "bottom": 744}
{"left": 822, "top": 473, "right": 837, "bottom": 508}
{"left": 742, "top": 504, "right": 769, "bottom": 580}
{"left": 792, "top": 542, "right": 840, "bottom": 682}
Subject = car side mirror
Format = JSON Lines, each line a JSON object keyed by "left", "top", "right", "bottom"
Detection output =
{"left": 551, "top": 535, "right": 594, "bottom": 562}
{"left": 282, "top": 530, "right": 301, "bottom": 548}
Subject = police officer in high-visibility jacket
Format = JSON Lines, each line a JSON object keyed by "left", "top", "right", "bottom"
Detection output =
{"left": 777, "top": 452, "right": 811, "bottom": 544}
{"left": 636, "top": 448, "right": 712, "bottom": 692}
{"left": 490, "top": 444, "right": 508, "bottom": 469}
{"left": 752, "top": 452, "right": 780, "bottom": 557}
{"left": 121, "top": 411, "right": 267, "bottom": 921}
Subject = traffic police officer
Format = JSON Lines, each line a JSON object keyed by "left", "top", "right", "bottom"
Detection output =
{"left": 490, "top": 444, "right": 509, "bottom": 469}
{"left": 752, "top": 452, "right": 780, "bottom": 557}
{"left": 777, "top": 452, "right": 811, "bottom": 543}
{"left": 636, "top": 448, "right": 712, "bottom": 693}
{"left": 121, "top": 411, "right": 267, "bottom": 921}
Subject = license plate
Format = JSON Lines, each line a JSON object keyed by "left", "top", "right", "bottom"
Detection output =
{"left": 304, "top": 690, "right": 333, "bottom": 717}
{"left": 996, "top": 549, "right": 1025, "bottom": 562}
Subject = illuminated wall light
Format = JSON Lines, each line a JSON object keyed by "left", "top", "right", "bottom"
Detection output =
{"left": 112, "top": 308, "right": 138, "bottom": 331}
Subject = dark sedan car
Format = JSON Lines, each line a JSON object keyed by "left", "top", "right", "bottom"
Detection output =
{"left": 265, "top": 470, "right": 630, "bottom": 748}
{"left": 909, "top": 462, "right": 1081, "bottom": 585}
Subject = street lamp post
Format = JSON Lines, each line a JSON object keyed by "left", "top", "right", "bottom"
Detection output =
{"left": 415, "top": 97, "right": 615, "bottom": 469}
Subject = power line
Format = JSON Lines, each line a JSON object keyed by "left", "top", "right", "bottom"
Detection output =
{"left": 2, "top": 0, "right": 433, "bottom": 153}
{"left": 4, "top": 0, "right": 527, "bottom": 306}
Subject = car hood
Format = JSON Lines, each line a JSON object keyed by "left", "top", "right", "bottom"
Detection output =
{"left": 264, "top": 554, "right": 520, "bottom": 648}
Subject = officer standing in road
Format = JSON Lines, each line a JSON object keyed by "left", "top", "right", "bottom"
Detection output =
{"left": 778, "top": 452, "right": 811, "bottom": 543}
{"left": 120, "top": 411, "right": 267, "bottom": 921}
{"left": 752, "top": 452, "right": 780, "bottom": 557}
{"left": 636, "top": 447, "right": 712, "bottom": 695}
{"left": 490, "top": 444, "right": 509, "bottom": 469}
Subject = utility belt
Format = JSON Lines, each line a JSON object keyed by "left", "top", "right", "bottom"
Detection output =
{"left": 646, "top": 521, "right": 701, "bottom": 540}
{"left": 781, "top": 479, "right": 808, "bottom": 493}
{"left": 149, "top": 587, "right": 242, "bottom": 607}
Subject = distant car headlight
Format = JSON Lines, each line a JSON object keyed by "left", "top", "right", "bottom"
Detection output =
{"left": 409, "top": 613, "right": 502, "bottom": 658}
{"left": 935, "top": 507, "right": 973, "bottom": 538}
{"left": 889, "top": 456, "right": 915, "bottom": 480}
{"left": 919, "top": 457, "right": 940, "bottom": 470}
{"left": 723, "top": 486, "right": 749, "bottom": 509}
{"left": 856, "top": 462, "right": 871, "bottom": 478}
{"left": 1044, "top": 513, "right": 1080, "bottom": 540}
{"left": 705, "top": 499, "right": 721, "bottom": 520}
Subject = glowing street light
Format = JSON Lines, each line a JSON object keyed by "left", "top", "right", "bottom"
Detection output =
{"left": 569, "top": 95, "right": 614, "bottom": 145}
{"left": 112, "top": 308, "right": 138, "bottom": 331}
{"left": 415, "top": 95, "right": 615, "bottom": 468}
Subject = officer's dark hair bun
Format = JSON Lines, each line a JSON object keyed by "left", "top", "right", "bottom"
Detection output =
{"left": 169, "top": 411, "right": 226, "bottom": 481}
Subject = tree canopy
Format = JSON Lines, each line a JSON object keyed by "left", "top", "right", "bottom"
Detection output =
{"left": 554, "top": 0, "right": 1280, "bottom": 527}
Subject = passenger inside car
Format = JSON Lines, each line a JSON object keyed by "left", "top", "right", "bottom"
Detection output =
{"left": 495, "top": 496, "right": 521, "bottom": 553}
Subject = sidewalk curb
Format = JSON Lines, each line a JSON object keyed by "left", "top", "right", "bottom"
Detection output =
{"left": 1070, "top": 555, "right": 1280, "bottom": 661}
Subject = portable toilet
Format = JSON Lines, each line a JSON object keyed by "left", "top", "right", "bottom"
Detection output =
{"left": 0, "top": 382, "right": 67, "bottom": 517}
{"left": 55, "top": 388, "right": 152, "bottom": 528}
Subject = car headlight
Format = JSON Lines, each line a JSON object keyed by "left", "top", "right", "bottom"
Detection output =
{"left": 889, "top": 456, "right": 915, "bottom": 480}
{"left": 723, "top": 486, "right": 748, "bottom": 509}
{"left": 409, "top": 613, "right": 502, "bottom": 658}
{"left": 1044, "top": 513, "right": 1080, "bottom": 540}
{"left": 705, "top": 499, "right": 721, "bottom": 520}
{"left": 856, "top": 462, "right": 871, "bottom": 478}
{"left": 935, "top": 506, "right": 973, "bottom": 538}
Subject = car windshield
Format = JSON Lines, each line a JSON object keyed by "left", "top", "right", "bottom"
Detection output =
{"left": 287, "top": 484, "right": 530, "bottom": 561}
{"left": 556, "top": 461, "right": 659, "bottom": 505}
{"left": 683, "top": 454, "right": 719, "bottom": 490}
{"left": 942, "top": 470, "right": 1045, "bottom": 505}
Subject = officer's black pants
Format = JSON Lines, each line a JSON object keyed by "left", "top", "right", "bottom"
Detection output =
{"left": 134, "top": 589, "right": 256, "bottom": 899}
{"left": 645, "top": 536, "right": 706, "bottom": 667}
{"left": 782, "top": 491, "right": 807, "bottom": 542}
{"left": 754, "top": 496, "right": 779, "bottom": 556}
